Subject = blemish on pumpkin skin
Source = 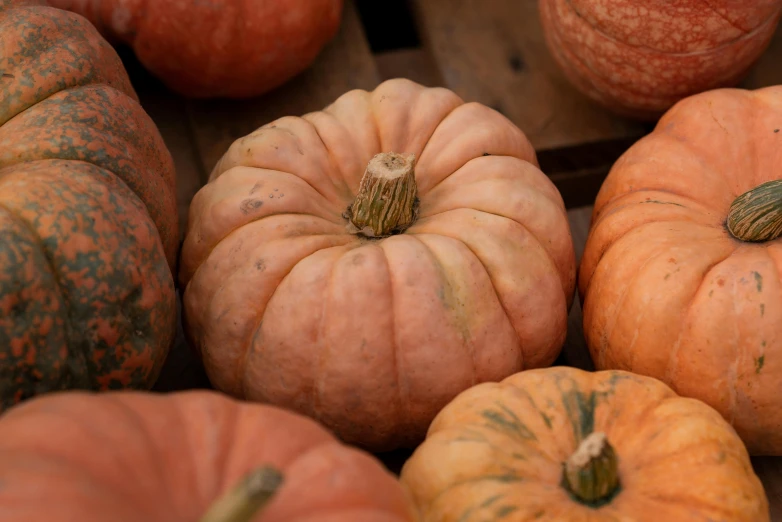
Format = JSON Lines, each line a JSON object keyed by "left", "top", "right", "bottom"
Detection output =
{"left": 755, "top": 355, "right": 765, "bottom": 374}
{"left": 639, "top": 200, "right": 686, "bottom": 208}
{"left": 239, "top": 198, "right": 263, "bottom": 214}
{"left": 760, "top": 303, "right": 765, "bottom": 317}
{"left": 254, "top": 259, "right": 266, "bottom": 271}
{"left": 480, "top": 494, "right": 503, "bottom": 507}
{"left": 248, "top": 182, "right": 263, "bottom": 195}
{"left": 495, "top": 505, "right": 519, "bottom": 518}
{"left": 717, "top": 279, "right": 725, "bottom": 287}
{"left": 753, "top": 271, "right": 762, "bottom": 292}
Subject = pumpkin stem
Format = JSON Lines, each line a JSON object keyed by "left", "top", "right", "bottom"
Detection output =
{"left": 200, "top": 466, "right": 283, "bottom": 522}
{"left": 563, "top": 432, "right": 620, "bottom": 506}
{"left": 345, "top": 152, "right": 419, "bottom": 238}
{"left": 728, "top": 180, "right": 782, "bottom": 242}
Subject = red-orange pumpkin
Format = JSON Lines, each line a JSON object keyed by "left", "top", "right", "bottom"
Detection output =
{"left": 0, "top": 0, "right": 178, "bottom": 408}
{"left": 579, "top": 85, "right": 782, "bottom": 455}
{"left": 539, "top": 0, "right": 782, "bottom": 119}
{"left": 0, "top": 389, "right": 416, "bottom": 522}
{"left": 46, "top": 0, "right": 345, "bottom": 99}
{"left": 179, "top": 78, "right": 577, "bottom": 451}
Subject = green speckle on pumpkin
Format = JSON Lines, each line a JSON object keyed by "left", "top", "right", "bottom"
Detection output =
{"left": 495, "top": 506, "right": 519, "bottom": 518}
{"left": 753, "top": 271, "right": 763, "bottom": 292}
{"left": 755, "top": 355, "right": 765, "bottom": 374}
{"left": 482, "top": 403, "right": 537, "bottom": 442}
{"left": 534, "top": 510, "right": 546, "bottom": 519}
{"left": 480, "top": 495, "right": 503, "bottom": 507}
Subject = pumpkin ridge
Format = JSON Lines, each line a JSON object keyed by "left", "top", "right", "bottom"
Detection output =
{"left": 296, "top": 114, "right": 354, "bottom": 200}
{"left": 404, "top": 223, "right": 525, "bottom": 369}
{"left": 409, "top": 234, "right": 478, "bottom": 386}
{"left": 563, "top": 0, "right": 776, "bottom": 55}
{"left": 376, "top": 240, "right": 406, "bottom": 436}
{"left": 0, "top": 197, "right": 80, "bottom": 381}
{"left": 415, "top": 206, "right": 567, "bottom": 297}
{"left": 417, "top": 183, "right": 571, "bottom": 296}
{"left": 198, "top": 216, "right": 347, "bottom": 279}
{"left": 662, "top": 246, "right": 738, "bottom": 385}
{"left": 591, "top": 233, "right": 729, "bottom": 365}
{"left": 311, "top": 248, "right": 341, "bottom": 420}
{"left": 581, "top": 222, "right": 725, "bottom": 302}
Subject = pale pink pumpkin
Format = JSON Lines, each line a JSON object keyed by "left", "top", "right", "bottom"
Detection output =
{"left": 539, "top": 0, "right": 782, "bottom": 118}
{"left": 179, "top": 79, "right": 577, "bottom": 451}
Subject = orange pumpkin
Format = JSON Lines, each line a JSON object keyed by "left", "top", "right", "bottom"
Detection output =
{"left": 46, "top": 0, "right": 344, "bottom": 99}
{"left": 579, "top": 85, "right": 782, "bottom": 455}
{"left": 179, "top": 78, "right": 577, "bottom": 451}
{"left": 0, "top": 389, "right": 416, "bottom": 522}
{"left": 539, "top": 0, "right": 782, "bottom": 118}
{"left": 1, "top": 0, "right": 177, "bottom": 408}
{"left": 401, "top": 366, "right": 769, "bottom": 521}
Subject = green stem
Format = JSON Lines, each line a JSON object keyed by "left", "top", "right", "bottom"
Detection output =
{"left": 346, "top": 152, "right": 418, "bottom": 238}
{"left": 727, "top": 180, "right": 782, "bottom": 242}
{"left": 200, "top": 466, "right": 284, "bottom": 522}
{"left": 563, "top": 432, "right": 620, "bottom": 506}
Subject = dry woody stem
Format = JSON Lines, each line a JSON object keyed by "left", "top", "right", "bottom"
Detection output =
{"left": 728, "top": 180, "right": 782, "bottom": 242}
{"left": 200, "top": 466, "right": 284, "bottom": 522}
{"left": 563, "top": 432, "right": 620, "bottom": 505}
{"left": 346, "top": 152, "right": 419, "bottom": 238}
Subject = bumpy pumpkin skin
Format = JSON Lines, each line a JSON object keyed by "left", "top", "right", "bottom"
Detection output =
{"left": 180, "top": 79, "right": 577, "bottom": 451}
{"left": 0, "top": 390, "right": 416, "bottom": 522}
{"left": 539, "top": 0, "right": 782, "bottom": 119}
{"left": 0, "top": 0, "right": 178, "bottom": 408}
{"left": 46, "top": 0, "right": 345, "bottom": 99}
{"left": 401, "top": 367, "right": 769, "bottom": 521}
{"left": 579, "top": 86, "right": 782, "bottom": 455}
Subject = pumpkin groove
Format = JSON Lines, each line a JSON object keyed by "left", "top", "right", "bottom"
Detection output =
{"left": 0, "top": 0, "right": 177, "bottom": 408}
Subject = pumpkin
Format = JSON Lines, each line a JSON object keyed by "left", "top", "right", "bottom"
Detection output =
{"left": 400, "top": 366, "right": 769, "bottom": 521}
{"left": 579, "top": 85, "right": 782, "bottom": 455}
{"left": 0, "top": 389, "right": 416, "bottom": 522}
{"left": 45, "top": 0, "right": 345, "bottom": 99}
{"left": 179, "top": 78, "right": 577, "bottom": 451}
{"left": 539, "top": 0, "right": 782, "bottom": 119}
{"left": 0, "top": 0, "right": 178, "bottom": 409}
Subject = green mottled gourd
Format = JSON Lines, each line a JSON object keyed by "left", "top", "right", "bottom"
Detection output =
{"left": 0, "top": 0, "right": 178, "bottom": 409}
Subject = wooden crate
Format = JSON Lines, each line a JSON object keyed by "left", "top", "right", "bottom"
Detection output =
{"left": 120, "top": 0, "right": 782, "bottom": 513}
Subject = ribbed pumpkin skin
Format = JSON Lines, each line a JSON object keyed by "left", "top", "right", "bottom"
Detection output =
{"left": 0, "top": 0, "right": 177, "bottom": 409}
{"left": 179, "top": 79, "right": 576, "bottom": 451}
{"left": 0, "top": 390, "right": 416, "bottom": 522}
{"left": 400, "top": 367, "right": 769, "bottom": 521}
{"left": 46, "top": 0, "right": 345, "bottom": 99}
{"left": 539, "top": 0, "right": 782, "bottom": 119}
{"left": 579, "top": 86, "right": 782, "bottom": 455}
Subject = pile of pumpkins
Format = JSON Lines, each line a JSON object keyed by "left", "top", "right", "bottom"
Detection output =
{"left": 1, "top": 0, "right": 781, "bottom": 520}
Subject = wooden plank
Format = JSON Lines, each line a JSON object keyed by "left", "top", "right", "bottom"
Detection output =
{"left": 187, "top": 0, "right": 382, "bottom": 174}
{"left": 408, "top": 0, "right": 648, "bottom": 152}
{"left": 374, "top": 48, "right": 444, "bottom": 87}
{"left": 741, "top": 24, "right": 782, "bottom": 89}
